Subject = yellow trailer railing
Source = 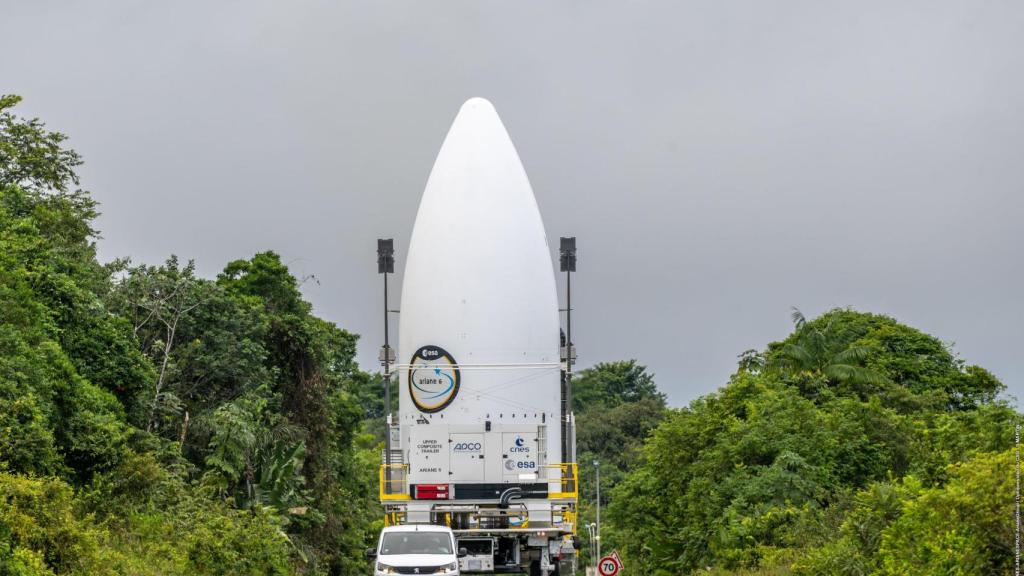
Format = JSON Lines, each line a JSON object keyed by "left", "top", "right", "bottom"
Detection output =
{"left": 545, "top": 463, "right": 578, "bottom": 500}
{"left": 379, "top": 464, "right": 410, "bottom": 501}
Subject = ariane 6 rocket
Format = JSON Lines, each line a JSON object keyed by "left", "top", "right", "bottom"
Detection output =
{"left": 381, "top": 98, "right": 578, "bottom": 574}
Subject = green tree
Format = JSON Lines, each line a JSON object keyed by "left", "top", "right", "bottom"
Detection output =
{"left": 571, "top": 362, "right": 667, "bottom": 565}
{"left": 0, "top": 185, "right": 131, "bottom": 480}
{"left": 1, "top": 94, "right": 381, "bottom": 574}
{"left": 607, "top": 309, "right": 1016, "bottom": 575}
{"left": 769, "top": 308, "right": 886, "bottom": 396}
{"left": 0, "top": 95, "right": 81, "bottom": 195}
{"left": 0, "top": 472, "right": 117, "bottom": 575}
{"left": 107, "top": 257, "right": 273, "bottom": 438}
{"left": 795, "top": 478, "right": 923, "bottom": 576}
{"left": 0, "top": 96, "right": 144, "bottom": 481}
{"left": 199, "top": 393, "right": 312, "bottom": 520}
{"left": 218, "top": 252, "right": 369, "bottom": 572}
{"left": 876, "top": 449, "right": 1015, "bottom": 575}
{"left": 573, "top": 360, "right": 665, "bottom": 411}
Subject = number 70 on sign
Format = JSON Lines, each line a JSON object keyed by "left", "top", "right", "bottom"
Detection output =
{"left": 598, "top": 551, "right": 623, "bottom": 576}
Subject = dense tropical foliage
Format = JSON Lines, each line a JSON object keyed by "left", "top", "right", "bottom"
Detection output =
{"left": 604, "top": 309, "right": 1017, "bottom": 575}
{"left": 0, "top": 94, "right": 380, "bottom": 575}
{"left": 1, "top": 94, "right": 1017, "bottom": 575}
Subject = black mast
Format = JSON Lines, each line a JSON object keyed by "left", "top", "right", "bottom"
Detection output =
{"left": 559, "top": 237, "right": 577, "bottom": 464}
{"left": 377, "top": 239, "right": 396, "bottom": 475}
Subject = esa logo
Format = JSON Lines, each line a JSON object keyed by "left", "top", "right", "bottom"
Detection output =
{"left": 504, "top": 460, "right": 537, "bottom": 471}
{"left": 408, "top": 345, "right": 460, "bottom": 413}
{"left": 453, "top": 442, "right": 482, "bottom": 452}
{"left": 509, "top": 435, "right": 530, "bottom": 453}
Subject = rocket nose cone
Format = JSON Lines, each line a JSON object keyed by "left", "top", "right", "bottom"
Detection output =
{"left": 459, "top": 97, "right": 496, "bottom": 114}
{"left": 421, "top": 97, "right": 530, "bottom": 210}
{"left": 399, "top": 96, "right": 560, "bottom": 420}
{"left": 443, "top": 97, "right": 508, "bottom": 155}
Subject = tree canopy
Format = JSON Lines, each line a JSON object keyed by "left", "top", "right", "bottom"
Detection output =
{"left": 0, "top": 94, "right": 380, "bottom": 575}
{"left": 604, "top": 309, "right": 1017, "bottom": 575}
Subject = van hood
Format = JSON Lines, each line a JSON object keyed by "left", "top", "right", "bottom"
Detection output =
{"left": 377, "top": 553, "right": 455, "bottom": 567}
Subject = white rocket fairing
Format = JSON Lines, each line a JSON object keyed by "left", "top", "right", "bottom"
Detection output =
{"left": 397, "top": 98, "right": 563, "bottom": 497}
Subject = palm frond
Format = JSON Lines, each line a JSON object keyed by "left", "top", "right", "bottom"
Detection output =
{"left": 777, "top": 343, "right": 815, "bottom": 371}
{"left": 824, "top": 364, "right": 886, "bottom": 386}
{"left": 790, "top": 307, "right": 807, "bottom": 330}
{"left": 830, "top": 345, "right": 872, "bottom": 366}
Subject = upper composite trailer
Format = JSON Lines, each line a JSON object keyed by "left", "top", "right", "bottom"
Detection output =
{"left": 379, "top": 98, "right": 578, "bottom": 575}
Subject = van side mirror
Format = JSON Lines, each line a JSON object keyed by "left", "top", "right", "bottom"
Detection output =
{"left": 458, "top": 547, "right": 468, "bottom": 558}
{"left": 366, "top": 548, "right": 377, "bottom": 560}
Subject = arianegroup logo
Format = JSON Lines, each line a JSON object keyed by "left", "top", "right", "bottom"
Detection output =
{"left": 408, "top": 345, "right": 460, "bottom": 413}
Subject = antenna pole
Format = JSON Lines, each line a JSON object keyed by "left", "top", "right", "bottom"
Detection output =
{"left": 384, "top": 270, "right": 391, "bottom": 435}
{"left": 566, "top": 264, "right": 572, "bottom": 457}
{"left": 559, "top": 237, "right": 577, "bottom": 464}
{"left": 378, "top": 239, "right": 396, "bottom": 484}
{"left": 566, "top": 264, "right": 572, "bottom": 396}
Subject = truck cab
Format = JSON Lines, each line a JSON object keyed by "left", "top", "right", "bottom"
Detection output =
{"left": 368, "top": 525, "right": 466, "bottom": 575}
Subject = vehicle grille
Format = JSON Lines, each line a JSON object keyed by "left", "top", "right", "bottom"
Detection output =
{"left": 394, "top": 566, "right": 443, "bottom": 574}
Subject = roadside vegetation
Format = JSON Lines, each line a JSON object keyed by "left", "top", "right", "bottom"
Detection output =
{"left": 0, "top": 94, "right": 379, "bottom": 575}
{"left": 1, "top": 94, "right": 1017, "bottom": 575}
{"left": 603, "top": 309, "right": 1016, "bottom": 575}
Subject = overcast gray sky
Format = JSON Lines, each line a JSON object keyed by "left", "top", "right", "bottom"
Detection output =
{"left": 3, "top": 0, "right": 1021, "bottom": 407}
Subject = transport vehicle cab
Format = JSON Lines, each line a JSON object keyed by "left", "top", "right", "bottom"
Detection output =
{"left": 367, "top": 525, "right": 466, "bottom": 575}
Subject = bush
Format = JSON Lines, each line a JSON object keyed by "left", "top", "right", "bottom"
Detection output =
{"left": 0, "top": 472, "right": 115, "bottom": 575}
{"left": 185, "top": 506, "right": 293, "bottom": 575}
{"left": 876, "top": 449, "right": 1015, "bottom": 575}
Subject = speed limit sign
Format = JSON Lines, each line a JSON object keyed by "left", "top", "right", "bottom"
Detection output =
{"left": 598, "top": 554, "right": 620, "bottom": 576}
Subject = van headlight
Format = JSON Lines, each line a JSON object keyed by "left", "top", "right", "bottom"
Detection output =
{"left": 376, "top": 562, "right": 396, "bottom": 574}
{"left": 438, "top": 561, "right": 459, "bottom": 574}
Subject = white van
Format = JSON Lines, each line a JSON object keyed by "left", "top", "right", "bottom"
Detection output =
{"left": 367, "top": 525, "right": 467, "bottom": 575}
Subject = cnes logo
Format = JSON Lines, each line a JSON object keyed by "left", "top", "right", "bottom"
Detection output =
{"left": 509, "top": 436, "right": 530, "bottom": 453}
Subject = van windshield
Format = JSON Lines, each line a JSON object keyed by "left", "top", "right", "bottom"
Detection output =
{"left": 381, "top": 532, "right": 453, "bottom": 555}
